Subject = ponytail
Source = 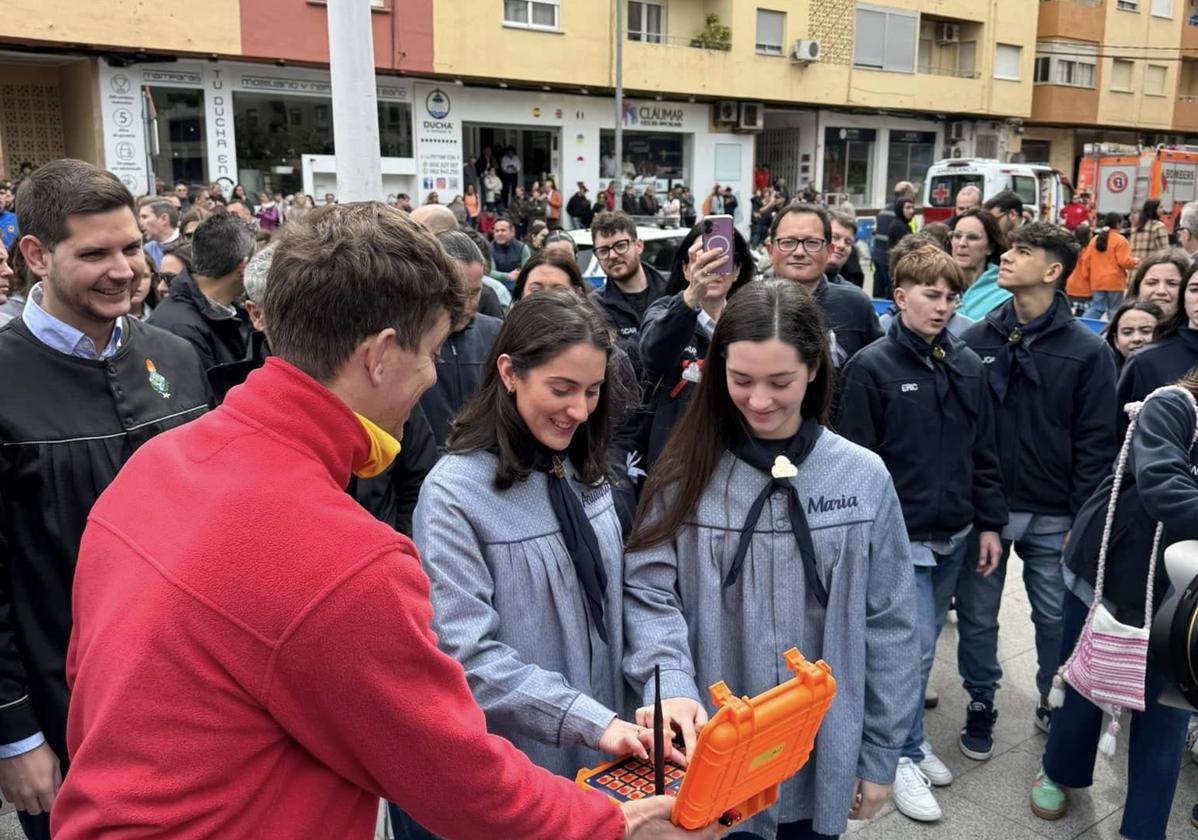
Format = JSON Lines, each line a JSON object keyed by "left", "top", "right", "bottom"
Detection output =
{"left": 1096, "top": 227, "right": 1110, "bottom": 253}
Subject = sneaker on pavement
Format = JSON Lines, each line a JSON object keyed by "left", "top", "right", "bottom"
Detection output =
{"left": 1191, "top": 802, "right": 1198, "bottom": 829}
{"left": 960, "top": 700, "right": 997, "bottom": 760}
{"left": 919, "top": 741, "right": 953, "bottom": 786}
{"left": 924, "top": 687, "right": 939, "bottom": 709}
{"left": 893, "top": 757, "right": 942, "bottom": 822}
{"left": 1034, "top": 697, "right": 1052, "bottom": 734}
{"left": 1030, "top": 769, "right": 1067, "bottom": 821}
{"left": 1186, "top": 717, "right": 1198, "bottom": 762}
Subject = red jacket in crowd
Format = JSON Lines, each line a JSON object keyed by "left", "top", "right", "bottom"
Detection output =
{"left": 53, "top": 358, "right": 624, "bottom": 840}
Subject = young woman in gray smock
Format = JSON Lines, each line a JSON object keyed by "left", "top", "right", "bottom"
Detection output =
{"left": 414, "top": 290, "right": 676, "bottom": 782}
{"left": 624, "top": 280, "right": 920, "bottom": 839}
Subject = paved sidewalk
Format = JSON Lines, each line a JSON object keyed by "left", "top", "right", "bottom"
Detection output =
{"left": 847, "top": 551, "right": 1198, "bottom": 839}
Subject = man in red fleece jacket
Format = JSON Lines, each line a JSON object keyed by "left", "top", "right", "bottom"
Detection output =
{"left": 53, "top": 204, "right": 712, "bottom": 840}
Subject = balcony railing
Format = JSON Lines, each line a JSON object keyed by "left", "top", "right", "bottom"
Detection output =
{"left": 919, "top": 65, "right": 983, "bottom": 79}
{"left": 1039, "top": 0, "right": 1104, "bottom": 6}
{"left": 626, "top": 33, "right": 732, "bottom": 50}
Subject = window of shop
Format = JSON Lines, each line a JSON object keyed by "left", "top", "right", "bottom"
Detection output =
{"left": 234, "top": 93, "right": 412, "bottom": 196}
{"left": 146, "top": 87, "right": 207, "bottom": 189}
{"left": 1019, "top": 140, "right": 1051, "bottom": 164}
{"left": 886, "top": 131, "right": 937, "bottom": 199}
{"left": 599, "top": 130, "right": 687, "bottom": 193}
{"left": 854, "top": 5, "right": 917, "bottom": 73}
{"left": 628, "top": 1, "right": 664, "bottom": 43}
{"left": 823, "top": 127, "right": 875, "bottom": 207}
{"left": 756, "top": 9, "right": 786, "bottom": 55}
{"left": 503, "top": 0, "right": 560, "bottom": 31}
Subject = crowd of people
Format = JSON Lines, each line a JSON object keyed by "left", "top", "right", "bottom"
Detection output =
{"left": 0, "top": 156, "right": 1196, "bottom": 840}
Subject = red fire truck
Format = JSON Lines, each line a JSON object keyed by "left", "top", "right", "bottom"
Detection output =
{"left": 1076, "top": 144, "right": 1198, "bottom": 229}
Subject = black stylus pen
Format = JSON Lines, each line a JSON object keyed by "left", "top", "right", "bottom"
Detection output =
{"left": 654, "top": 664, "right": 664, "bottom": 796}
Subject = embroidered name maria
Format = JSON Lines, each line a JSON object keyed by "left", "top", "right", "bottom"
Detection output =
{"left": 807, "top": 494, "right": 859, "bottom": 514}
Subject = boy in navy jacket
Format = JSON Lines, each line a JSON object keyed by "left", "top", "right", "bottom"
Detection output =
{"left": 957, "top": 223, "right": 1116, "bottom": 761}
{"left": 838, "top": 244, "right": 1007, "bottom": 823}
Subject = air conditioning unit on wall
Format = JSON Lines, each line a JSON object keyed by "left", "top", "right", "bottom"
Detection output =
{"left": 715, "top": 101, "right": 739, "bottom": 124}
{"left": 738, "top": 102, "right": 764, "bottom": 132}
{"left": 791, "top": 39, "right": 821, "bottom": 63}
{"left": 936, "top": 22, "right": 960, "bottom": 44}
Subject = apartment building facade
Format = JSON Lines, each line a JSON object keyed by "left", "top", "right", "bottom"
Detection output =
{"left": 1024, "top": 0, "right": 1196, "bottom": 178}
{"left": 5, "top": 0, "right": 1168, "bottom": 212}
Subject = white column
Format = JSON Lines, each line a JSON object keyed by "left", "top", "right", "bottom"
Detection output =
{"left": 327, "top": 0, "right": 382, "bottom": 201}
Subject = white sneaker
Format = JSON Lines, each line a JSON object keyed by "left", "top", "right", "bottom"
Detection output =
{"left": 919, "top": 741, "right": 954, "bottom": 786}
{"left": 893, "top": 757, "right": 942, "bottom": 822}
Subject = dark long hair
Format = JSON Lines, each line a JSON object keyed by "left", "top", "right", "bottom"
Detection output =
{"left": 1137, "top": 199, "right": 1161, "bottom": 233}
{"left": 1158, "top": 266, "right": 1198, "bottom": 339}
{"left": 1102, "top": 299, "right": 1163, "bottom": 355}
{"left": 1095, "top": 212, "right": 1122, "bottom": 253}
{"left": 663, "top": 221, "right": 755, "bottom": 299}
{"left": 446, "top": 288, "right": 633, "bottom": 489}
{"left": 626, "top": 280, "right": 833, "bottom": 552}
{"left": 512, "top": 250, "right": 588, "bottom": 300}
{"left": 950, "top": 208, "right": 1007, "bottom": 266}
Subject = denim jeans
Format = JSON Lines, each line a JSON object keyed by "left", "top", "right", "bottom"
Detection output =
{"left": 955, "top": 520, "right": 1069, "bottom": 702}
{"left": 1042, "top": 591, "right": 1189, "bottom": 840}
{"left": 729, "top": 820, "right": 838, "bottom": 840}
{"left": 386, "top": 803, "right": 442, "bottom": 840}
{"left": 16, "top": 812, "right": 50, "bottom": 840}
{"left": 1082, "top": 290, "right": 1123, "bottom": 320}
{"left": 901, "top": 541, "right": 969, "bottom": 760}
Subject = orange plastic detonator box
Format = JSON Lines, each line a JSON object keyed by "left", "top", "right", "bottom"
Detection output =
{"left": 575, "top": 648, "right": 836, "bottom": 831}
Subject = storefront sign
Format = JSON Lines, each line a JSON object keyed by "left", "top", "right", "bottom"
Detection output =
{"left": 891, "top": 130, "right": 936, "bottom": 145}
{"left": 99, "top": 61, "right": 149, "bottom": 196}
{"left": 241, "top": 75, "right": 332, "bottom": 96}
{"left": 204, "top": 67, "right": 236, "bottom": 185}
{"left": 415, "top": 82, "right": 462, "bottom": 196}
{"left": 828, "top": 127, "right": 877, "bottom": 143}
{"left": 622, "top": 101, "right": 686, "bottom": 130}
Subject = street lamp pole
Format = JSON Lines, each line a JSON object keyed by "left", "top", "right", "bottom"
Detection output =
{"left": 327, "top": 0, "right": 383, "bottom": 201}
{"left": 614, "top": 0, "right": 624, "bottom": 193}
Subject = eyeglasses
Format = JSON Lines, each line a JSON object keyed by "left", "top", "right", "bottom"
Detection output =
{"left": 950, "top": 231, "right": 986, "bottom": 243}
{"left": 772, "top": 237, "right": 827, "bottom": 255}
{"left": 594, "top": 238, "right": 634, "bottom": 260}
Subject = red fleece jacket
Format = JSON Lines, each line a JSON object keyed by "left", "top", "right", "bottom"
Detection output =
{"left": 53, "top": 358, "right": 624, "bottom": 840}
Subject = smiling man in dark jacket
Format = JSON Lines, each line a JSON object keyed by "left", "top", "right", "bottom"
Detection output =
{"left": 957, "top": 223, "right": 1116, "bottom": 759}
{"left": 148, "top": 213, "right": 253, "bottom": 371}
{"left": 838, "top": 243, "right": 1007, "bottom": 823}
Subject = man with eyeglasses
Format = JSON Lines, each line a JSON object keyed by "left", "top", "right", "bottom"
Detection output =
{"left": 1176, "top": 201, "right": 1198, "bottom": 258}
{"left": 766, "top": 203, "right": 882, "bottom": 367}
{"left": 590, "top": 211, "right": 668, "bottom": 357}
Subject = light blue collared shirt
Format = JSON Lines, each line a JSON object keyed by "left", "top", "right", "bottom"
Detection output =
{"left": 23, "top": 283, "right": 124, "bottom": 360}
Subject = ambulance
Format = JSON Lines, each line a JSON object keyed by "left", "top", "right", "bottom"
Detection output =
{"left": 922, "top": 158, "right": 1074, "bottom": 224}
{"left": 1076, "top": 144, "right": 1198, "bottom": 228}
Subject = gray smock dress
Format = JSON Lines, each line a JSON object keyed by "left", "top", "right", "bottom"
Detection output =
{"left": 414, "top": 450, "right": 636, "bottom": 779}
{"left": 624, "top": 429, "right": 920, "bottom": 837}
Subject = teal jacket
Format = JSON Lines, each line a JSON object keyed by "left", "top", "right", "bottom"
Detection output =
{"left": 958, "top": 263, "right": 1010, "bottom": 321}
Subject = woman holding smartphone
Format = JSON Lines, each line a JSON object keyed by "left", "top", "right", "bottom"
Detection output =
{"left": 638, "top": 222, "right": 754, "bottom": 471}
{"left": 413, "top": 290, "right": 676, "bottom": 780}
{"left": 624, "top": 280, "right": 920, "bottom": 840}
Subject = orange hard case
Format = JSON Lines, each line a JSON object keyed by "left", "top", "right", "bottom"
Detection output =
{"left": 575, "top": 647, "right": 836, "bottom": 831}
